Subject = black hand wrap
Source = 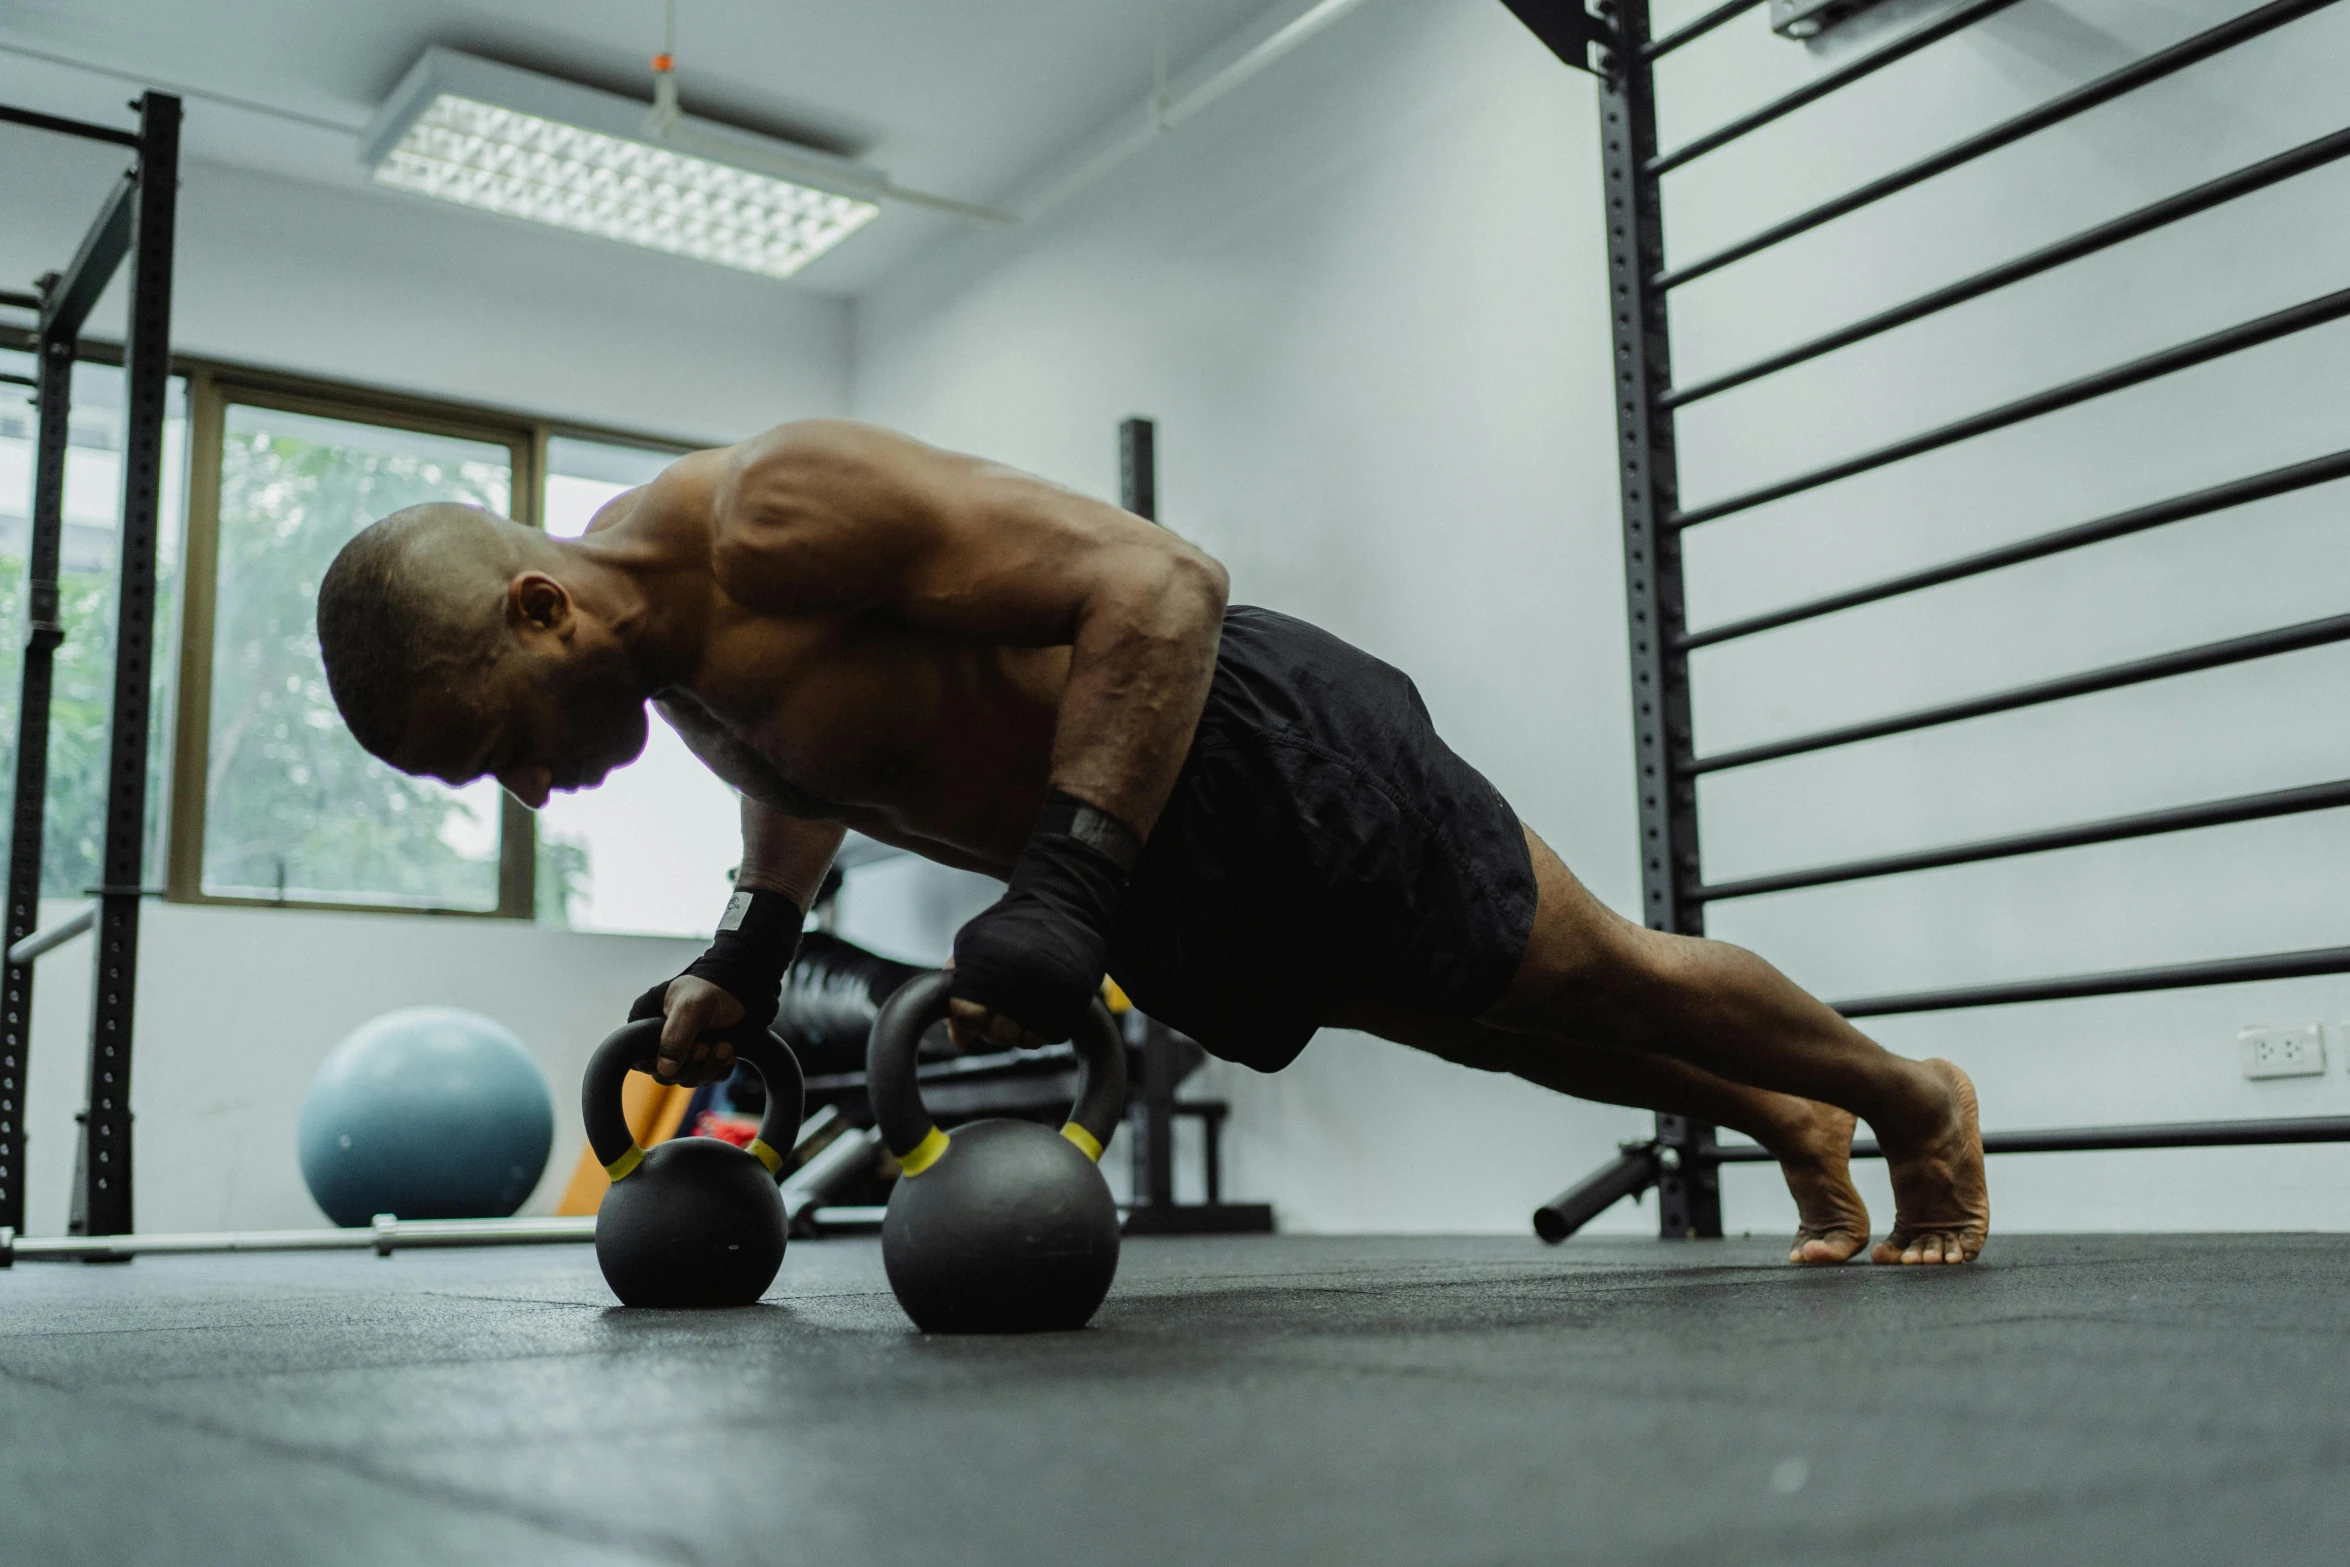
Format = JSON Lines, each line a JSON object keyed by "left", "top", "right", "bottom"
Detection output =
{"left": 628, "top": 887, "right": 805, "bottom": 1042}
{"left": 950, "top": 788, "right": 1143, "bottom": 1042}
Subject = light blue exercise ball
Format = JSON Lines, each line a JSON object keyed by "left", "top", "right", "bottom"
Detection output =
{"left": 297, "top": 1006, "right": 554, "bottom": 1228}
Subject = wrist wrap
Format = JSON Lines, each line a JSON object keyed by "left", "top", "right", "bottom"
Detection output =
{"left": 950, "top": 789, "right": 1142, "bottom": 1042}
{"left": 629, "top": 887, "right": 804, "bottom": 1039}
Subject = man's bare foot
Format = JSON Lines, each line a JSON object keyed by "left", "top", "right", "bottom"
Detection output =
{"left": 1870, "top": 1059, "right": 1989, "bottom": 1265}
{"left": 1769, "top": 1099, "right": 1870, "bottom": 1264}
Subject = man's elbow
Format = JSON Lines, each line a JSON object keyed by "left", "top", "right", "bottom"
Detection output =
{"left": 1162, "top": 543, "right": 1229, "bottom": 622}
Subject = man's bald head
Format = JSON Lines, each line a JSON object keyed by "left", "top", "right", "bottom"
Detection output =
{"left": 316, "top": 503, "right": 539, "bottom": 760}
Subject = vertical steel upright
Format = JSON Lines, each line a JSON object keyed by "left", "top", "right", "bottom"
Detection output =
{"left": 1116, "top": 415, "right": 1179, "bottom": 1214}
{"left": 0, "top": 282, "right": 75, "bottom": 1238}
{"left": 1595, "top": 2, "right": 1719, "bottom": 1237}
{"left": 69, "top": 93, "right": 179, "bottom": 1238}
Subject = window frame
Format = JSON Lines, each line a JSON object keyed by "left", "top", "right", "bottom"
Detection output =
{"left": 159, "top": 361, "right": 697, "bottom": 920}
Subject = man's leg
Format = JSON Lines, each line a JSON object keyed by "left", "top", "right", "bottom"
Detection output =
{"left": 1469, "top": 823, "right": 1986, "bottom": 1264}
{"left": 1332, "top": 997, "right": 1873, "bottom": 1261}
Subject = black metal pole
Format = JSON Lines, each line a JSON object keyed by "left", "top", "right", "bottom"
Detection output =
{"left": 0, "top": 278, "right": 76, "bottom": 1240}
{"left": 1648, "top": 0, "right": 2027, "bottom": 177}
{"left": 1674, "top": 284, "right": 2350, "bottom": 528}
{"left": 1596, "top": 3, "right": 1720, "bottom": 1239}
{"left": 1114, "top": 414, "right": 1182, "bottom": 1214}
{"left": 1830, "top": 944, "right": 2350, "bottom": 1020}
{"left": 1656, "top": 0, "right": 2338, "bottom": 283}
{"left": 1643, "top": 0, "right": 1767, "bottom": 60}
{"left": 1533, "top": 1144, "right": 1659, "bottom": 1243}
{"left": 1666, "top": 123, "right": 2350, "bottom": 409}
{"left": 1707, "top": 1113, "right": 2350, "bottom": 1163}
{"left": 1697, "top": 777, "right": 2350, "bottom": 903}
{"left": 0, "top": 103, "right": 142, "bottom": 148}
{"left": 1681, "top": 447, "right": 2350, "bottom": 650}
{"left": 1119, "top": 416, "right": 1156, "bottom": 524}
{"left": 70, "top": 93, "right": 178, "bottom": 1240}
{"left": 1693, "top": 611, "right": 2350, "bottom": 775}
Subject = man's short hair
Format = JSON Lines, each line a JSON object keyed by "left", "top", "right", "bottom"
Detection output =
{"left": 315, "top": 505, "right": 504, "bottom": 759}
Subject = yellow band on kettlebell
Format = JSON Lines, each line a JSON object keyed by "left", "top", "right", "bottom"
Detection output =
{"left": 603, "top": 1143, "right": 646, "bottom": 1183}
{"left": 899, "top": 1125, "right": 951, "bottom": 1178}
{"left": 747, "top": 1138, "right": 784, "bottom": 1176}
{"left": 1060, "top": 1122, "right": 1104, "bottom": 1163}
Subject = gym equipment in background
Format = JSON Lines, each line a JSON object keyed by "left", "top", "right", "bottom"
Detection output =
{"left": 582, "top": 1020, "right": 803, "bottom": 1307}
{"left": 0, "top": 91, "right": 179, "bottom": 1243}
{"left": 868, "top": 971, "right": 1126, "bottom": 1334}
{"left": 1505, "top": 0, "right": 2350, "bottom": 1238}
{"left": 1115, "top": 416, "right": 1279, "bottom": 1239}
{"left": 298, "top": 1007, "right": 555, "bottom": 1228}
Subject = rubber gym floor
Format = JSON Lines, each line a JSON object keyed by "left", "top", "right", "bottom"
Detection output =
{"left": 1, "top": 1232, "right": 2343, "bottom": 1566}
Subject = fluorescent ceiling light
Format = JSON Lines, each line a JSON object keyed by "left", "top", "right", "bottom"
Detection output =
{"left": 362, "top": 49, "right": 900, "bottom": 279}
{"left": 377, "top": 93, "right": 876, "bottom": 279}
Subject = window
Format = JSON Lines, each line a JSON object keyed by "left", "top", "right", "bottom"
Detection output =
{"left": 169, "top": 385, "right": 530, "bottom": 914}
{"left": 535, "top": 435, "right": 744, "bottom": 935}
{"left": 0, "top": 350, "right": 185, "bottom": 897}
{"left": 8, "top": 348, "right": 747, "bottom": 928}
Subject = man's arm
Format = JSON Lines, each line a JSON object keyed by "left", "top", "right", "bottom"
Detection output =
{"left": 648, "top": 801, "right": 843, "bottom": 1082}
{"left": 714, "top": 421, "right": 1230, "bottom": 1042}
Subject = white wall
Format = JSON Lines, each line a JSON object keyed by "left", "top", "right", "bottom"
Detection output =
{"left": 851, "top": 0, "right": 2350, "bottom": 1234}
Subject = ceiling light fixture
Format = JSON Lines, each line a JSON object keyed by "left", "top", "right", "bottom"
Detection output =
{"left": 360, "top": 48, "right": 1004, "bottom": 281}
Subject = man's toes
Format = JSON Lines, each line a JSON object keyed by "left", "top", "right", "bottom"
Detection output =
{"left": 1795, "top": 1232, "right": 1861, "bottom": 1265}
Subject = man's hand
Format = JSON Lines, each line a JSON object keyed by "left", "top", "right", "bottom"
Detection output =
{"left": 946, "top": 996, "right": 1051, "bottom": 1053}
{"left": 629, "top": 975, "right": 748, "bottom": 1085}
{"left": 947, "top": 789, "right": 1139, "bottom": 1046}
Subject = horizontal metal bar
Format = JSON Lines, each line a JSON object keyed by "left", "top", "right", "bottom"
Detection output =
{"left": 1699, "top": 778, "right": 2350, "bottom": 901}
{"left": 1533, "top": 1145, "right": 1660, "bottom": 1243}
{"left": 1673, "top": 284, "right": 2350, "bottom": 528}
{"left": 43, "top": 172, "right": 136, "bottom": 348}
{"left": 1656, "top": 0, "right": 2335, "bottom": 283}
{"left": 1645, "top": 0, "right": 1768, "bottom": 58}
{"left": 1681, "top": 448, "right": 2350, "bottom": 649}
{"left": 1707, "top": 1113, "right": 2350, "bottom": 1163}
{"left": 1649, "top": 0, "right": 2026, "bottom": 175}
{"left": 6, "top": 904, "right": 94, "bottom": 965}
{"left": 0, "top": 372, "right": 34, "bottom": 388}
{"left": 0, "top": 101, "right": 142, "bottom": 148}
{"left": 1666, "top": 123, "right": 2350, "bottom": 408}
{"left": 803, "top": 1040, "right": 1086, "bottom": 1095}
{"left": 1695, "top": 612, "right": 2350, "bottom": 774}
{"left": 1828, "top": 945, "right": 2350, "bottom": 1019}
{"left": 1, "top": 1214, "right": 596, "bottom": 1263}
{"left": 0, "top": 289, "right": 41, "bottom": 312}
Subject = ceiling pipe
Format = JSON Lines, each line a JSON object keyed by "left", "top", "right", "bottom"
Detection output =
{"left": 1019, "top": 0, "right": 1379, "bottom": 221}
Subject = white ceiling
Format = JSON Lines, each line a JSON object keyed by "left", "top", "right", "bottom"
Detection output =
{"left": 0, "top": 0, "right": 1294, "bottom": 293}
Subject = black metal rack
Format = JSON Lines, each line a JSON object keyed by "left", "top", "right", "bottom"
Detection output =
{"left": 0, "top": 93, "right": 180, "bottom": 1240}
{"left": 1502, "top": 0, "right": 2350, "bottom": 1239}
{"left": 1115, "top": 415, "right": 1274, "bottom": 1235}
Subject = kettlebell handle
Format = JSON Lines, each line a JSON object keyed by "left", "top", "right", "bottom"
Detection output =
{"left": 581, "top": 1021, "right": 806, "bottom": 1184}
{"left": 866, "top": 971, "right": 1128, "bottom": 1176}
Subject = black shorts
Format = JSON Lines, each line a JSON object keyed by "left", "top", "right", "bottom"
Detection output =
{"left": 1105, "top": 607, "right": 1538, "bottom": 1072}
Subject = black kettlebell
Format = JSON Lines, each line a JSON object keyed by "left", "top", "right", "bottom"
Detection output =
{"left": 869, "top": 970, "right": 1127, "bottom": 1333}
{"left": 581, "top": 1020, "right": 803, "bottom": 1308}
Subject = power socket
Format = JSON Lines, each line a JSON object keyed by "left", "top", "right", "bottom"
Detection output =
{"left": 2239, "top": 1024, "right": 2326, "bottom": 1080}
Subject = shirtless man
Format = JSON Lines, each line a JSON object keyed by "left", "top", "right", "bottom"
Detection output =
{"left": 317, "top": 420, "right": 1988, "bottom": 1265}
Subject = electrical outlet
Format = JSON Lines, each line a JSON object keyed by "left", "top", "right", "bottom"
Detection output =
{"left": 2239, "top": 1024, "right": 2326, "bottom": 1080}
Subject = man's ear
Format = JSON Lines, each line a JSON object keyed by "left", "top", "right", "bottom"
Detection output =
{"left": 507, "top": 572, "right": 573, "bottom": 640}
